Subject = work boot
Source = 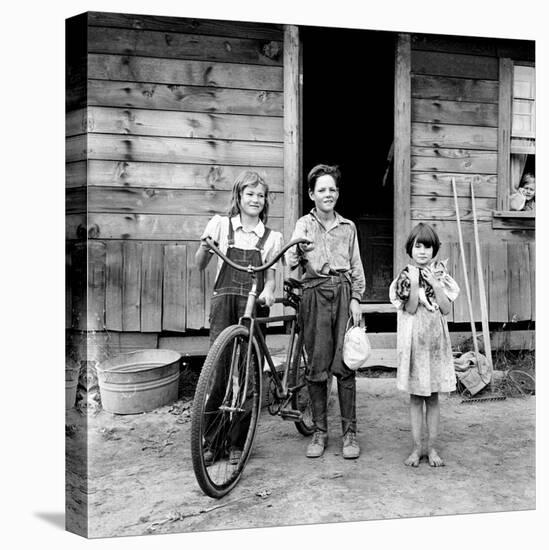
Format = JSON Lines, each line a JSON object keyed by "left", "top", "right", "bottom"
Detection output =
{"left": 203, "top": 447, "right": 214, "bottom": 466}
{"left": 342, "top": 430, "right": 360, "bottom": 459}
{"left": 306, "top": 430, "right": 328, "bottom": 458}
{"left": 228, "top": 447, "right": 242, "bottom": 465}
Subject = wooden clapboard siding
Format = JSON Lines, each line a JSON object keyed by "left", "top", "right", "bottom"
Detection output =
{"left": 186, "top": 242, "right": 206, "bottom": 330}
{"left": 70, "top": 242, "right": 86, "bottom": 330}
{"left": 450, "top": 242, "right": 469, "bottom": 323}
{"left": 66, "top": 135, "right": 87, "bottom": 164}
{"left": 411, "top": 175, "right": 497, "bottom": 198}
{"left": 81, "top": 106, "right": 283, "bottom": 142}
{"left": 411, "top": 50, "right": 498, "bottom": 80}
{"left": 88, "top": 12, "right": 283, "bottom": 41}
{"left": 410, "top": 195, "right": 495, "bottom": 222}
{"left": 88, "top": 27, "right": 283, "bottom": 66}
{"left": 497, "top": 57, "right": 513, "bottom": 212}
{"left": 68, "top": 213, "right": 283, "bottom": 241}
{"left": 66, "top": 108, "right": 87, "bottom": 137}
{"left": 411, "top": 123, "right": 497, "bottom": 151}
{"left": 82, "top": 160, "right": 284, "bottom": 192}
{"left": 89, "top": 54, "right": 283, "bottom": 91}
{"left": 141, "top": 243, "right": 163, "bottom": 332}
{"left": 88, "top": 241, "right": 106, "bottom": 330}
{"left": 87, "top": 80, "right": 284, "bottom": 116}
{"left": 411, "top": 149, "right": 497, "bottom": 174}
{"left": 66, "top": 187, "right": 87, "bottom": 214}
{"left": 66, "top": 161, "right": 87, "bottom": 189}
{"left": 105, "top": 241, "right": 123, "bottom": 330}
{"left": 507, "top": 243, "right": 532, "bottom": 322}
{"left": 69, "top": 134, "right": 284, "bottom": 166}
{"left": 86, "top": 188, "right": 284, "bottom": 217}
{"left": 409, "top": 34, "right": 535, "bottom": 324}
{"left": 122, "top": 242, "right": 142, "bottom": 331}
{"left": 163, "top": 244, "right": 187, "bottom": 331}
{"left": 393, "top": 34, "right": 412, "bottom": 275}
{"left": 411, "top": 34, "right": 497, "bottom": 57}
{"left": 412, "top": 75, "right": 498, "bottom": 103}
{"left": 412, "top": 98, "right": 498, "bottom": 127}
{"left": 487, "top": 243, "right": 509, "bottom": 322}
{"left": 417, "top": 220, "right": 532, "bottom": 245}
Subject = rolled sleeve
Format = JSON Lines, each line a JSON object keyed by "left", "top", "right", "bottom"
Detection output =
{"left": 265, "top": 231, "right": 284, "bottom": 270}
{"left": 349, "top": 223, "right": 365, "bottom": 301}
{"left": 285, "top": 218, "right": 307, "bottom": 269}
{"left": 200, "top": 214, "right": 223, "bottom": 251}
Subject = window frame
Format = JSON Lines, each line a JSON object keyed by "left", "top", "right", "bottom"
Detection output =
{"left": 494, "top": 57, "right": 535, "bottom": 229}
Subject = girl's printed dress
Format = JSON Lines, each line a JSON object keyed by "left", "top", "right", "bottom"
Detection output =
{"left": 389, "top": 263, "right": 460, "bottom": 396}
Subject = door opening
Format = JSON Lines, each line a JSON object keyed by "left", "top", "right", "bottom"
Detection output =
{"left": 301, "top": 26, "right": 395, "bottom": 302}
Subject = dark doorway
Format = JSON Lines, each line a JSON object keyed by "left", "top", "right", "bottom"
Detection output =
{"left": 301, "top": 26, "right": 395, "bottom": 302}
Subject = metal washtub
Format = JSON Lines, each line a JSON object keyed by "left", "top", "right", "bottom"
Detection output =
{"left": 97, "top": 349, "right": 181, "bottom": 414}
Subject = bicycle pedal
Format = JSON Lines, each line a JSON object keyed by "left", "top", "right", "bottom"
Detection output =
{"left": 279, "top": 408, "right": 303, "bottom": 421}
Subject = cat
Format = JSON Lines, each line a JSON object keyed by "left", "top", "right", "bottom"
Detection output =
{"left": 75, "top": 361, "right": 102, "bottom": 415}
{"left": 395, "top": 259, "right": 449, "bottom": 311}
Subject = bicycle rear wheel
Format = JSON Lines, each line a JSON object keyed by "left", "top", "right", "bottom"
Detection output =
{"left": 290, "top": 330, "right": 315, "bottom": 436}
{"left": 190, "top": 325, "right": 262, "bottom": 498}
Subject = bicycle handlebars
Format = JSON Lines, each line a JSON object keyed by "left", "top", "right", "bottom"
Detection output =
{"left": 204, "top": 236, "right": 311, "bottom": 273}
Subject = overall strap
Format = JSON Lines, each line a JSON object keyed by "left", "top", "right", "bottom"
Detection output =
{"left": 255, "top": 226, "right": 271, "bottom": 252}
{"left": 227, "top": 217, "right": 235, "bottom": 247}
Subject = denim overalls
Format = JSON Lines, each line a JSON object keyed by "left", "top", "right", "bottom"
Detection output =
{"left": 205, "top": 219, "right": 271, "bottom": 452}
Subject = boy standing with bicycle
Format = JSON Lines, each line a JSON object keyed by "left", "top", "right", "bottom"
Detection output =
{"left": 286, "top": 164, "right": 365, "bottom": 459}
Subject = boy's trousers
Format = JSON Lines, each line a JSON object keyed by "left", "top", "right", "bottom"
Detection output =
{"left": 300, "top": 275, "right": 357, "bottom": 436}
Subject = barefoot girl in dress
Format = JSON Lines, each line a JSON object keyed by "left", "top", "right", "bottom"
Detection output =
{"left": 389, "top": 223, "right": 459, "bottom": 467}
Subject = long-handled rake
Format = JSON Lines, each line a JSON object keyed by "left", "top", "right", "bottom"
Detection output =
{"left": 451, "top": 178, "right": 505, "bottom": 403}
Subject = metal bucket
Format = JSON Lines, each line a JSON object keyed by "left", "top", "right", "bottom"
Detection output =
{"left": 97, "top": 349, "right": 181, "bottom": 414}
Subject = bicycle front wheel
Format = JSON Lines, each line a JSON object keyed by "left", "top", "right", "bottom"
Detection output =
{"left": 190, "top": 324, "right": 262, "bottom": 498}
{"left": 290, "top": 330, "right": 315, "bottom": 436}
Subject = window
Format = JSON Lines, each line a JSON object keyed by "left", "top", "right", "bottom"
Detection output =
{"left": 494, "top": 59, "right": 535, "bottom": 228}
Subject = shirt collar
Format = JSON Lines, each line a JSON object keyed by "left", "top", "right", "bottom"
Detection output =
{"left": 309, "top": 208, "right": 350, "bottom": 228}
{"left": 231, "top": 215, "right": 265, "bottom": 237}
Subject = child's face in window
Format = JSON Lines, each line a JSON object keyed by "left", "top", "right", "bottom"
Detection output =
{"left": 309, "top": 174, "right": 339, "bottom": 214}
{"left": 520, "top": 180, "right": 535, "bottom": 200}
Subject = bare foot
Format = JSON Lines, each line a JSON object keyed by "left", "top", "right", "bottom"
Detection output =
{"left": 428, "top": 448, "right": 445, "bottom": 467}
{"left": 404, "top": 449, "right": 421, "bottom": 467}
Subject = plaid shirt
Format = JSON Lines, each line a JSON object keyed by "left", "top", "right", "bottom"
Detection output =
{"left": 286, "top": 209, "right": 365, "bottom": 301}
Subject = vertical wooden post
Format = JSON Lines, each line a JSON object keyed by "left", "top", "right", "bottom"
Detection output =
{"left": 497, "top": 57, "right": 513, "bottom": 212}
{"left": 394, "top": 33, "right": 411, "bottom": 274}
{"left": 283, "top": 25, "right": 300, "bottom": 243}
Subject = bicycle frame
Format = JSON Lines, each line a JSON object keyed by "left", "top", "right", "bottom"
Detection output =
{"left": 204, "top": 236, "right": 309, "bottom": 411}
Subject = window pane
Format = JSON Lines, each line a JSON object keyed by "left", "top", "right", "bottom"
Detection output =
{"left": 513, "top": 65, "right": 535, "bottom": 99}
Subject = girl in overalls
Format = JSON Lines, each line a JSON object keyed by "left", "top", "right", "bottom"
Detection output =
{"left": 195, "top": 171, "right": 283, "bottom": 464}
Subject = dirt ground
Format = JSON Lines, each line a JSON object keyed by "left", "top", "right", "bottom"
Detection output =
{"left": 65, "top": 373, "right": 535, "bottom": 539}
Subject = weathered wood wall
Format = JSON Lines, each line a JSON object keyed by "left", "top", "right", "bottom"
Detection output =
{"left": 66, "top": 12, "right": 286, "bottom": 335}
{"left": 409, "top": 34, "right": 535, "bottom": 324}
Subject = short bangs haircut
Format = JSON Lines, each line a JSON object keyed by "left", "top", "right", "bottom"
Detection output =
{"left": 405, "top": 223, "right": 441, "bottom": 258}
{"left": 307, "top": 164, "right": 341, "bottom": 192}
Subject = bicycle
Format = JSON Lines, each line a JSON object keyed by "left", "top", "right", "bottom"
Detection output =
{"left": 190, "top": 236, "right": 315, "bottom": 498}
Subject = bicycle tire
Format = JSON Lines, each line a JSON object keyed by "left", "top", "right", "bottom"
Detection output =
{"left": 190, "top": 324, "right": 262, "bottom": 498}
{"left": 290, "top": 330, "right": 315, "bottom": 436}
